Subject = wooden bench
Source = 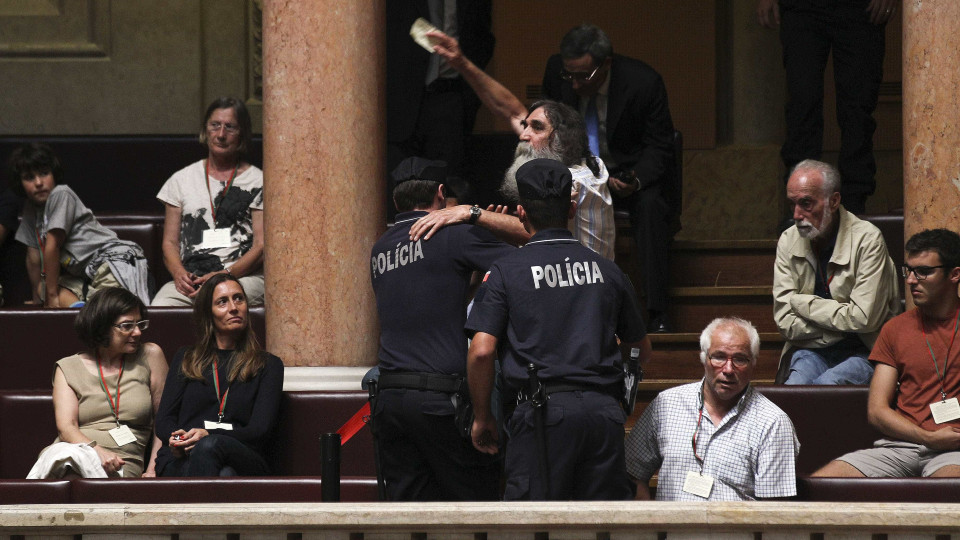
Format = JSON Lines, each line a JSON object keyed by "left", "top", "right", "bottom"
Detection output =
{"left": 0, "top": 306, "right": 265, "bottom": 390}
{"left": 0, "top": 389, "right": 378, "bottom": 503}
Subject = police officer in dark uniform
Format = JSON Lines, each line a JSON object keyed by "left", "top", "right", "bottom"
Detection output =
{"left": 465, "top": 158, "right": 651, "bottom": 501}
{"left": 369, "top": 157, "right": 515, "bottom": 501}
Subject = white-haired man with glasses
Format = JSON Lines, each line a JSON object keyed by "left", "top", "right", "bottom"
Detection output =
{"left": 814, "top": 229, "right": 960, "bottom": 478}
{"left": 625, "top": 317, "right": 799, "bottom": 500}
{"left": 773, "top": 159, "right": 900, "bottom": 384}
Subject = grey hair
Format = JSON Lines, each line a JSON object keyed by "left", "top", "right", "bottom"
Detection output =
{"left": 698, "top": 317, "right": 760, "bottom": 366}
{"left": 792, "top": 159, "right": 841, "bottom": 197}
{"left": 559, "top": 24, "right": 613, "bottom": 64}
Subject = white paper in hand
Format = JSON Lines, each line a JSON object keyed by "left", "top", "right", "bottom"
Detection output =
{"left": 410, "top": 17, "right": 440, "bottom": 52}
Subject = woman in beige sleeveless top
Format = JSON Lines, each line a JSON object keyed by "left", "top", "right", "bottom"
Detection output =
{"left": 44, "top": 287, "right": 167, "bottom": 477}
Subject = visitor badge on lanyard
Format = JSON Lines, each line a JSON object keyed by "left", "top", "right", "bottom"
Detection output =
{"left": 686, "top": 391, "right": 714, "bottom": 498}
{"left": 922, "top": 308, "right": 960, "bottom": 424}
{"left": 98, "top": 358, "right": 136, "bottom": 446}
{"left": 203, "top": 420, "right": 234, "bottom": 430}
{"left": 201, "top": 228, "right": 232, "bottom": 249}
{"left": 205, "top": 355, "right": 233, "bottom": 431}
{"left": 109, "top": 424, "right": 138, "bottom": 446}
{"left": 683, "top": 471, "right": 714, "bottom": 498}
{"left": 931, "top": 398, "right": 960, "bottom": 424}
{"left": 203, "top": 159, "right": 238, "bottom": 250}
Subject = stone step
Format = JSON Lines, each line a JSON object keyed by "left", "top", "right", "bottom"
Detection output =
{"left": 670, "top": 239, "right": 777, "bottom": 287}
{"left": 666, "top": 285, "right": 776, "bottom": 334}
{"left": 627, "top": 379, "right": 778, "bottom": 429}
{"left": 646, "top": 331, "right": 782, "bottom": 381}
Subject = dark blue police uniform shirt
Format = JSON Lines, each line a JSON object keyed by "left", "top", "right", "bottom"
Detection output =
{"left": 371, "top": 210, "right": 516, "bottom": 375}
{"left": 465, "top": 228, "right": 646, "bottom": 391}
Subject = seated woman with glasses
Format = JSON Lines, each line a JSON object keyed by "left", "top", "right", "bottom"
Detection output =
{"left": 152, "top": 97, "right": 265, "bottom": 306}
{"left": 154, "top": 273, "right": 283, "bottom": 477}
{"left": 30, "top": 287, "right": 167, "bottom": 478}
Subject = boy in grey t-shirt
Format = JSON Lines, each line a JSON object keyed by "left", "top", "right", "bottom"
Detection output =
{"left": 7, "top": 143, "right": 149, "bottom": 307}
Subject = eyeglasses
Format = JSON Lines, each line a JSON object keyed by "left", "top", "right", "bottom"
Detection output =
{"left": 901, "top": 264, "right": 947, "bottom": 280}
{"left": 707, "top": 353, "right": 751, "bottom": 368}
{"left": 206, "top": 122, "right": 239, "bottom": 134}
{"left": 114, "top": 320, "right": 149, "bottom": 332}
{"left": 560, "top": 65, "right": 601, "bottom": 82}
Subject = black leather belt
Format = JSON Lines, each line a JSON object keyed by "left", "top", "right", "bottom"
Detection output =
{"left": 378, "top": 371, "right": 462, "bottom": 393}
{"left": 512, "top": 381, "right": 620, "bottom": 405}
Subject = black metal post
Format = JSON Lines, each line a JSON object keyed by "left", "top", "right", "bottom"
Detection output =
{"left": 320, "top": 432, "right": 341, "bottom": 502}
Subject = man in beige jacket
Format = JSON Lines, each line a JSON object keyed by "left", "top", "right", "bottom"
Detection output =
{"left": 773, "top": 159, "right": 900, "bottom": 384}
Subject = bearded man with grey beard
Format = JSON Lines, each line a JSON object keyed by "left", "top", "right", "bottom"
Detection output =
{"left": 773, "top": 159, "right": 900, "bottom": 385}
{"left": 407, "top": 31, "right": 615, "bottom": 261}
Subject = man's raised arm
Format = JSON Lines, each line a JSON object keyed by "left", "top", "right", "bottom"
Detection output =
{"left": 427, "top": 31, "right": 527, "bottom": 135}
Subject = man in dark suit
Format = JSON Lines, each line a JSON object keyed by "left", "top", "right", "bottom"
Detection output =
{"left": 386, "top": 0, "right": 494, "bottom": 216}
{"left": 541, "top": 24, "right": 676, "bottom": 332}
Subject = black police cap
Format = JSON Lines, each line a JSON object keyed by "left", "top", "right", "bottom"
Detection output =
{"left": 391, "top": 157, "right": 448, "bottom": 184}
{"left": 515, "top": 158, "right": 572, "bottom": 200}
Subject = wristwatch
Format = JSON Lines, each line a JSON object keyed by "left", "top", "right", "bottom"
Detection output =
{"left": 468, "top": 205, "right": 481, "bottom": 224}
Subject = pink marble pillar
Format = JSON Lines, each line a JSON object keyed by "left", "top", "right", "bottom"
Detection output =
{"left": 261, "top": 1, "right": 385, "bottom": 366}
{"left": 902, "top": 0, "right": 960, "bottom": 241}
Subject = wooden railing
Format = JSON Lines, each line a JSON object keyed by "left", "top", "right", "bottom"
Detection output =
{"left": 1, "top": 501, "right": 958, "bottom": 539}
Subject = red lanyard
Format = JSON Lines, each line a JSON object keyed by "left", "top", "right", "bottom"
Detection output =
{"left": 817, "top": 258, "right": 834, "bottom": 291}
{"left": 205, "top": 160, "right": 238, "bottom": 224}
{"left": 921, "top": 306, "right": 960, "bottom": 401}
{"left": 691, "top": 387, "right": 707, "bottom": 473}
{"left": 97, "top": 357, "right": 125, "bottom": 426}
{"left": 212, "top": 356, "right": 231, "bottom": 423}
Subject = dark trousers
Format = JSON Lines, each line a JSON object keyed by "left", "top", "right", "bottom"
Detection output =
{"left": 372, "top": 388, "right": 500, "bottom": 501}
{"left": 779, "top": 0, "right": 886, "bottom": 212}
{"left": 615, "top": 183, "right": 673, "bottom": 314}
{"left": 387, "top": 87, "right": 472, "bottom": 220}
{"left": 503, "top": 391, "right": 634, "bottom": 501}
{"left": 158, "top": 434, "right": 270, "bottom": 477}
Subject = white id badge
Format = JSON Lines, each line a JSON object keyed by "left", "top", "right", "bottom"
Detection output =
{"left": 930, "top": 398, "right": 960, "bottom": 424}
{"left": 204, "top": 420, "right": 234, "bottom": 430}
{"left": 201, "top": 228, "right": 231, "bottom": 249}
{"left": 683, "top": 471, "right": 714, "bottom": 499}
{"left": 109, "top": 424, "right": 138, "bottom": 446}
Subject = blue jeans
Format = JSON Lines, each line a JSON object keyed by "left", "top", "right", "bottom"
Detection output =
{"left": 784, "top": 345, "right": 874, "bottom": 385}
{"left": 159, "top": 434, "right": 270, "bottom": 477}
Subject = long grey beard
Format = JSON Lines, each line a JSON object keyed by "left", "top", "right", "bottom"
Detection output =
{"left": 501, "top": 142, "right": 563, "bottom": 203}
{"left": 796, "top": 205, "right": 833, "bottom": 240}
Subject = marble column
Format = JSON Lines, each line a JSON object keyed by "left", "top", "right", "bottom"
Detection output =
{"left": 261, "top": 1, "right": 385, "bottom": 368}
{"left": 902, "top": 0, "right": 960, "bottom": 240}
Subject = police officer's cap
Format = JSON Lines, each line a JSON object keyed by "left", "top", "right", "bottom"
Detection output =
{"left": 516, "top": 158, "right": 572, "bottom": 200}
{"left": 391, "top": 157, "right": 448, "bottom": 185}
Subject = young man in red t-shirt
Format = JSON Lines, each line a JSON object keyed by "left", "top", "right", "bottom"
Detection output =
{"left": 814, "top": 228, "right": 960, "bottom": 477}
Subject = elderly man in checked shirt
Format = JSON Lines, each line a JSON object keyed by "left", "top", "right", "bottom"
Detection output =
{"left": 626, "top": 317, "right": 800, "bottom": 500}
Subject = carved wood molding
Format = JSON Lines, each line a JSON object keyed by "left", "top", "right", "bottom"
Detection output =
{"left": 0, "top": 0, "right": 111, "bottom": 59}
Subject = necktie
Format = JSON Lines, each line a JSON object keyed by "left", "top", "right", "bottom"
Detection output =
{"left": 585, "top": 95, "right": 600, "bottom": 157}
